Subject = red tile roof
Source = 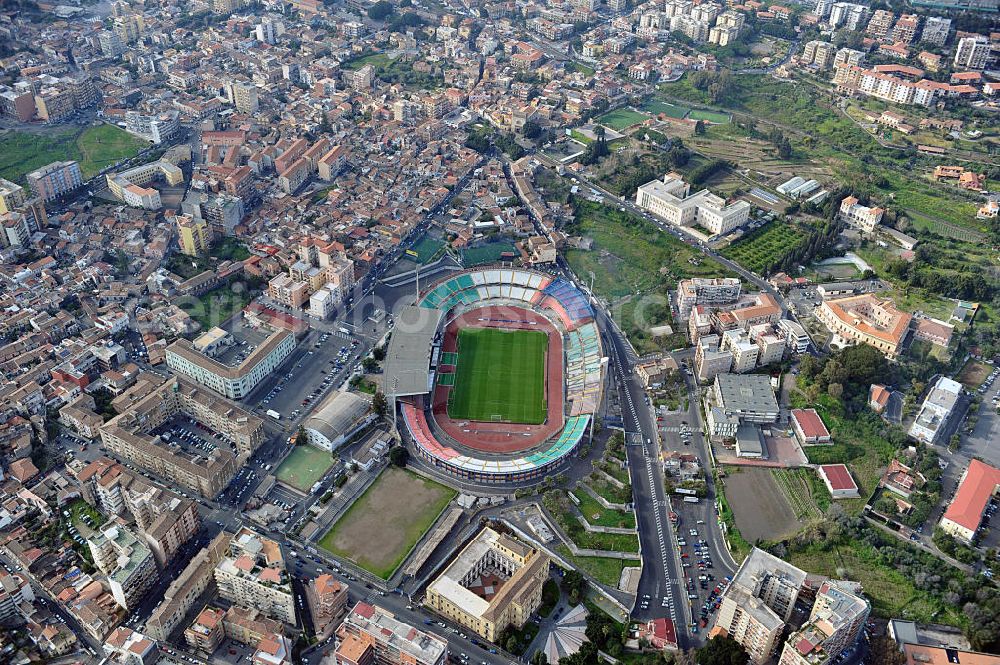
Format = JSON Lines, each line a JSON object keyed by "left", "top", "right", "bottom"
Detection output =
{"left": 943, "top": 460, "right": 1000, "bottom": 532}
{"left": 791, "top": 409, "right": 830, "bottom": 440}
{"left": 820, "top": 464, "right": 858, "bottom": 491}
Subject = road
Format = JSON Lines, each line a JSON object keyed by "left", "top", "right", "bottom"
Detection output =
{"left": 590, "top": 302, "right": 691, "bottom": 645}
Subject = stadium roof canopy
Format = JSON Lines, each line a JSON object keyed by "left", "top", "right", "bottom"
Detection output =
{"left": 384, "top": 305, "right": 444, "bottom": 397}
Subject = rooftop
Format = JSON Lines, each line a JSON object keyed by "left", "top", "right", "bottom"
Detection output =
{"left": 714, "top": 373, "right": 779, "bottom": 415}
{"left": 383, "top": 305, "right": 444, "bottom": 397}
{"left": 942, "top": 459, "right": 1000, "bottom": 533}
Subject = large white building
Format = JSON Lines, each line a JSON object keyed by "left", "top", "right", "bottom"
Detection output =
{"left": 636, "top": 173, "right": 751, "bottom": 236}
{"left": 908, "top": 376, "right": 963, "bottom": 444}
{"left": 954, "top": 36, "right": 990, "bottom": 70}
{"left": 125, "top": 110, "right": 180, "bottom": 144}
{"left": 165, "top": 330, "right": 295, "bottom": 400}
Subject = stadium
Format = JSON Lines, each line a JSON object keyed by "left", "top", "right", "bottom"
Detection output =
{"left": 385, "top": 267, "right": 605, "bottom": 485}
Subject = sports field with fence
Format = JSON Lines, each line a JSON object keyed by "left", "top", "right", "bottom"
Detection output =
{"left": 447, "top": 327, "right": 547, "bottom": 424}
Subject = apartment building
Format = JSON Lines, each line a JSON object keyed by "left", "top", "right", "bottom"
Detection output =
{"left": 26, "top": 160, "right": 83, "bottom": 202}
{"left": 892, "top": 14, "right": 921, "bottom": 44}
{"left": 802, "top": 40, "right": 837, "bottom": 68}
{"left": 146, "top": 532, "right": 233, "bottom": 641}
{"left": 695, "top": 334, "right": 733, "bottom": 382}
{"left": 88, "top": 524, "right": 158, "bottom": 611}
{"left": 166, "top": 330, "right": 295, "bottom": 400}
{"left": 837, "top": 196, "right": 884, "bottom": 233}
{"left": 99, "top": 376, "right": 262, "bottom": 497}
{"left": 106, "top": 159, "right": 184, "bottom": 210}
{"left": 677, "top": 277, "right": 742, "bottom": 320}
{"left": 425, "top": 528, "right": 549, "bottom": 642}
{"left": 715, "top": 549, "right": 807, "bottom": 663}
{"left": 229, "top": 81, "right": 259, "bottom": 113}
{"left": 815, "top": 294, "right": 911, "bottom": 359}
{"left": 0, "top": 84, "right": 36, "bottom": 122}
{"left": 177, "top": 215, "right": 210, "bottom": 256}
{"left": 722, "top": 329, "right": 759, "bottom": 373}
{"left": 125, "top": 110, "right": 180, "bottom": 144}
{"left": 636, "top": 173, "right": 750, "bottom": 236}
{"left": 778, "top": 581, "right": 870, "bottom": 665}
{"left": 0, "top": 178, "right": 26, "bottom": 214}
{"left": 921, "top": 17, "right": 951, "bottom": 46}
{"left": 185, "top": 606, "right": 227, "bottom": 654}
{"left": 908, "top": 376, "right": 963, "bottom": 444}
{"left": 318, "top": 145, "right": 350, "bottom": 180}
{"left": 828, "top": 2, "right": 868, "bottom": 30}
{"left": 865, "top": 9, "right": 894, "bottom": 39}
{"left": 309, "top": 574, "right": 350, "bottom": 637}
{"left": 214, "top": 527, "right": 295, "bottom": 624}
{"left": 268, "top": 273, "right": 310, "bottom": 308}
{"left": 954, "top": 36, "right": 990, "bottom": 70}
{"left": 0, "top": 570, "right": 34, "bottom": 621}
{"left": 336, "top": 602, "right": 448, "bottom": 665}
{"left": 75, "top": 457, "right": 201, "bottom": 567}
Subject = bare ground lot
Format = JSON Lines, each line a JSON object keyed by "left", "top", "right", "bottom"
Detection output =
{"left": 318, "top": 467, "right": 457, "bottom": 578}
{"left": 722, "top": 467, "right": 803, "bottom": 543}
{"left": 956, "top": 359, "right": 992, "bottom": 390}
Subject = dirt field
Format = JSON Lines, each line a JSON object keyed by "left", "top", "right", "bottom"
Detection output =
{"left": 723, "top": 467, "right": 803, "bottom": 543}
{"left": 957, "top": 359, "right": 992, "bottom": 389}
{"left": 318, "top": 467, "right": 457, "bottom": 578}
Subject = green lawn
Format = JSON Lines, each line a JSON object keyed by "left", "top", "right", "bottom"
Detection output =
{"left": 0, "top": 124, "right": 147, "bottom": 183}
{"left": 596, "top": 109, "right": 649, "bottom": 130}
{"left": 641, "top": 99, "right": 690, "bottom": 119}
{"left": 178, "top": 285, "right": 254, "bottom": 330}
{"left": 564, "top": 200, "right": 734, "bottom": 300}
{"left": 318, "top": 467, "right": 456, "bottom": 579}
{"left": 556, "top": 545, "right": 627, "bottom": 588}
{"left": 571, "top": 489, "right": 636, "bottom": 529}
{"left": 448, "top": 327, "right": 547, "bottom": 424}
{"left": 461, "top": 241, "right": 517, "bottom": 266}
{"left": 788, "top": 542, "right": 964, "bottom": 625}
{"left": 275, "top": 445, "right": 335, "bottom": 492}
{"left": 722, "top": 221, "right": 808, "bottom": 275}
{"left": 687, "top": 109, "right": 731, "bottom": 124}
{"left": 409, "top": 237, "right": 445, "bottom": 264}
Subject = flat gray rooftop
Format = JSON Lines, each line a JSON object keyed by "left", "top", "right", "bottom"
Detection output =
{"left": 383, "top": 305, "right": 444, "bottom": 397}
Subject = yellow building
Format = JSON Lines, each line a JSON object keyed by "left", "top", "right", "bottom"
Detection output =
{"left": 424, "top": 528, "right": 548, "bottom": 643}
{"left": 177, "top": 215, "right": 210, "bottom": 256}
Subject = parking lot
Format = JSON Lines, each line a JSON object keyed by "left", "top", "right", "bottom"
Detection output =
{"left": 254, "top": 331, "right": 364, "bottom": 422}
{"left": 670, "top": 502, "right": 731, "bottom": 636}
{"left": 964, "top": 364, "right": 1000, "bottom": 467}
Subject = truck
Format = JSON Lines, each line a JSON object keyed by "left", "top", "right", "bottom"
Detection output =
{"left": 338, "top": 327, "right": 350, "bottom": 335}
{"left": 311, "top": 482, "right": 323, "bottom": 494}
{"left": 266, "top": 409, "right": 281, "bottom": 420}
{"left": 683, "top": 496, "right": 700, "bottom": 504}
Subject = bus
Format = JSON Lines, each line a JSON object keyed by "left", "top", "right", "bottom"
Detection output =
{"left": 675, "top": 488, "right": 697, "bottom": 496}
{"left": 266, "top": 409, "right": 281, "bottom": 420}
{"left": 683, "top": 496, "right": 700, "bottom": 504}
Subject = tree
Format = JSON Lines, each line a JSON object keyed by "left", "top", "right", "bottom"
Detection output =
{"left": 296, "top": 426, "right": 307, "bottom": 444}
{"left": 523, "top": 120, "right": 542, "bottom": 139}
{"left": 694, "top": 120, "right": 706, "bottom": 135}
{"left": 389, "top": 445, "right": 409, "bottom": 467}
{"left": 530, "top": 651, "right": 548, "bottom": 665}
{"left": 368, "top": 0, "right": 393, "bottom": 20}
{"left": 371, "top": 391, "right": 388, "bottom": 417}
{"left": 561, "top": 569, "right": 587, "bottom": 604}
{"left": 696, "top": 635, "right": 749, "bottom": 665}
{"left": 362, "top": 357, "right": 379, "bottom": 372}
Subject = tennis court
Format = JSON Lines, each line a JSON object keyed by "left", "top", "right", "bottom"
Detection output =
{"left": 447, "top": 327, "right": 547, "bottom": 424}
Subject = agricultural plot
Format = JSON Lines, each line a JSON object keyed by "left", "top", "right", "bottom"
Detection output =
{"left": 722, "top": 221, "right": 807, "bottom": 275}
{"left": 723, "top": 467, "right": 803, "bottom": 542}
{"left": 448, "top": 327, "right": 547, "bottom": 425}
{"left": 596, "top": 108, "right": 649, "bottom": 130}
{"left": 318, "top": 467, "right": 456, "bottom": 579}
{"left": 772, "top": 468, "right": 829, "bottom": 520}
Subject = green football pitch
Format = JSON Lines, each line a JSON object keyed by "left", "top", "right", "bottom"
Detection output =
{"left": 447, "top": 327, "right": 547, "bottom": 425}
